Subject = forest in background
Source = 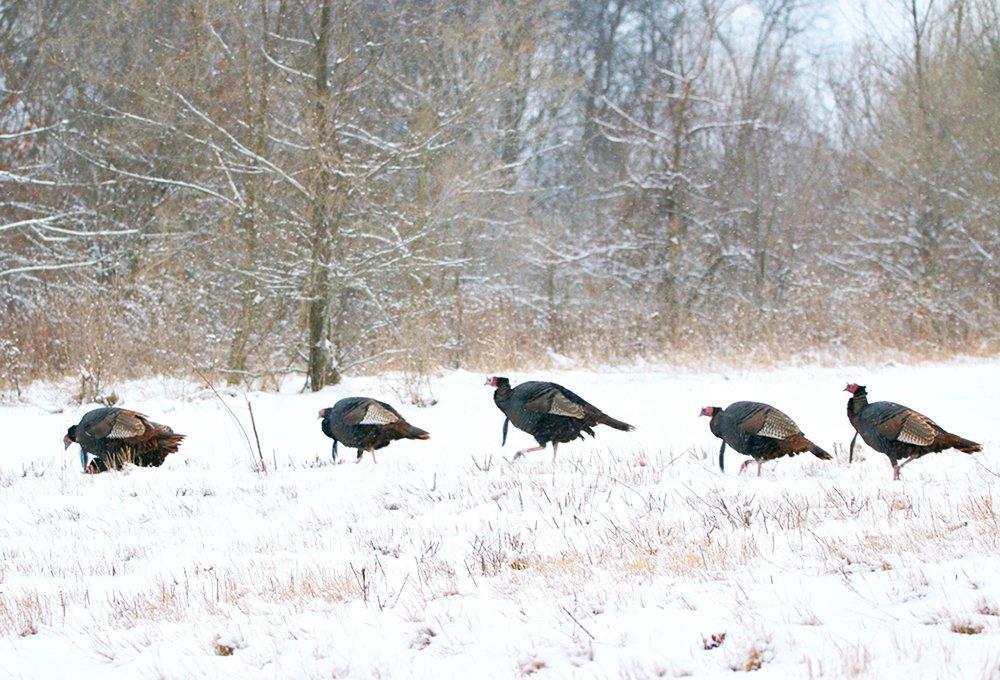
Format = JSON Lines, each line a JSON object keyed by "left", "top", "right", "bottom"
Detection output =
{"left": 1, "top": 0, "right": 997, "bottom": 395}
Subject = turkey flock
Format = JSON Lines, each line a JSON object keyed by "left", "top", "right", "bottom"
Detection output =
{"left": 64, "top": 378, "right": 981, "bottom": 481}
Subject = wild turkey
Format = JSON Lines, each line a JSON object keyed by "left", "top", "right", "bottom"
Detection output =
{"left": 319, "top": 397, "right": 429, "bottom": 463}
{"left": 485, "top": 377, "right": 634, "bottom": 461}
{"left": 845, "top": 383, "right": 981, "bottom": 480}
{"left": 63, "top": 408, "right": 185, "bottom": 473}
{"left": 700, "top": 401, "right": 831, "bottom": 475}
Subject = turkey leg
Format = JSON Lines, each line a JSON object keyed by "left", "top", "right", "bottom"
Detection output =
{"left": 892, "top": 457, "right": 915, "bottom": 480}
{"left": 512, "top": 445, "right": 546, "bottom": 461}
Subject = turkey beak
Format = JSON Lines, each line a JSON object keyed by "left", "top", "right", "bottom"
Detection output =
{"left": 63, "top": 435, "right": 72, "bottom": 450}
{"left": 484, "top": 377, "right": 493, "bottom": 386}
{"left": 843, "top": 384, "right": 853, "bottom": 393}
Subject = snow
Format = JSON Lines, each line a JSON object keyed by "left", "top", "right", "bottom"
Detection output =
{"left": 0, "top": 361, "right": 997, "bottom": 678}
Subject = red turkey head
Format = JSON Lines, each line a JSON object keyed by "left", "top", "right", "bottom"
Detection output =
{"left": 63, "top": 425, "right": 77, "bottom": 450}
{"left": 484, "top": 376, "right": 497, "bottom": 386}
{"left": 318, "top": 408, "right": 328, "bottom": 419}
{"left": 844, "top": 383, "right": 860, "bottom": 394}
{"left": 699, "top": 406, "right": 717, "bottom": 417}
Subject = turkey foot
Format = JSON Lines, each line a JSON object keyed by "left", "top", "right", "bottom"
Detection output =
{"left": 353, "top": 450, "right": 378, "bottom": 464}
{"left": 892, "top": 457, "right": 915, "bottom": 480}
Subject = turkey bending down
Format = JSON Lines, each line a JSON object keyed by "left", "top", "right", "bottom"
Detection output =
{"left": 319, "top": 397, "right": 429, "bottom": 463}
{"left": 64, "top": 408, "right": 185, "bottom": 473}
{"left": 845, "top": 383, "right": 981, "bottom": 480}
{"left": 486, "top": 377, "right": 634, "bottom": 461}
{"left": 700, "top": 401, "right": 831, "bottom": 476}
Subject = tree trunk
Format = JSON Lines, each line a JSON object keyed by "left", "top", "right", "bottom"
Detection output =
{"left": 226, "top": 0, "right": 270, "bottom": 384}
{"left": 582, "top": 0, "right": 627, "bottom": 156}
{"left": 545, "top": 262, "right": 560, "bottom": 353}
{"left": 305, "top": 0, "right": 340, "bottom": 391}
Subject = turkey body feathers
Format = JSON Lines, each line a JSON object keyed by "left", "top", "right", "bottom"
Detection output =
{"left": 494, "top": 380, "right": 634, "bottom": 447}
{"left": 321, "top": 397, "right": 429, "bottom": 459}
{"left": 847, "top": 389, "right": 981, "bottom": 468}
{"left": 710, "top": 401, "right": 830, "bottom": 471}
{"left": 71, "top": 408, "right": 184, "bottom": 471}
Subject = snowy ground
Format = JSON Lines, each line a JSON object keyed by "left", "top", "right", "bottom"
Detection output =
{"left": 0, "top": 361, "right": 998, "bottom": 679}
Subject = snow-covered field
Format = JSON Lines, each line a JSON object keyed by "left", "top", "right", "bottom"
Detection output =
{"left": 1, "top": 361, "right": 998, "bottom": 679}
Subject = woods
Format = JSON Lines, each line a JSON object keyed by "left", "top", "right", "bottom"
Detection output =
{"left": 1, "top": 0, "right": 997, "bottom": 390}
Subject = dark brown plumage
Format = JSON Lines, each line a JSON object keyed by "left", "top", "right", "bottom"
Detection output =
{"left": 845, "top": 384, "right": 981, "bottom": 480}
{"left": 64, "top": 407, "right": 185, "bottom": 473}
{"left": 700, "top": 401, "right": 832, "bottom": 475}
{"left": 486, "top": 377, "right": 634, "bottom": 461}
{"left": 319, "top": 397, "right": 429, "bottom": 463}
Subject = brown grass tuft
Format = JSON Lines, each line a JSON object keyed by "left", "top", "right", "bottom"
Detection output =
{"left": 0, "top": 592, "right": 51, "bottom": 637}
{"left": 520, "top": 659, "right": 546, "bottom": 676}
{"left": 736, "top": 647, "right": 765, "bottom": 672}
{"left": 412, "top": 627, "right": 436, "bottom": 650}
{"left": 703, "top": 632, "right": 726, "bottom": 650}
{"left": 950, "top": 620, "right": 984, "bottom": 635}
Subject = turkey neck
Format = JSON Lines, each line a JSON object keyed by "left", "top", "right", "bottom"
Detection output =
{"left": 708, "top": 411, "right": 727, "bottom": 439}
{"left": 321, "top": 414, "right": 335, "bottom": 440}
{"left": 493, "top": 384, "right": 513, "bottom": 409}
{"left": 847, "top": 391, "right": 868, "bottom": 425}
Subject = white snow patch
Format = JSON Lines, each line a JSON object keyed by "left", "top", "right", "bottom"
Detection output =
{"left": 0, "top": 362, "right": 997, "bottom": 678}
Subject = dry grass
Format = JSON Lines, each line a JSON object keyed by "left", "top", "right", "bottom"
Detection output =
{"left": 0, "top": 592, "right": 51, "bottom": 637}
{"left": 410, "top": 627, "right": 436, "bottom": 650}
{"left": 703, "top": 632, "right": 726, "bottom": 650}
{"left": 835, "top": 643, "right": 872, "bottom": 677}
{"left": 3, "top": 293, "right": 998, "bottom": 395}
{"left": 212, "top": 635, "right": 239, "bottom": 656}
{"left": 519, "top": 659, "right": 546, "bottom": 676}
{"left": 732, "top": 645, "right": 767, "bottom": 672}
{"left": 950, "top": 620, "right": 985, "bottom": 635}
{"left": 977, "top": 599, "right": 998, "bottom": 617}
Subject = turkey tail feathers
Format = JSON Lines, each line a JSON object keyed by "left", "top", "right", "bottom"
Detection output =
{"left": 786, "top": 433, "right": 831, "bottom": 460}
{"left": 598, "top": 414, "right": 635, "bottom": 432}
{"left": 393, "top": 422, "right": 430, "bottom": 441}
{"left": 939, "top": 432, "right": 981, "bottom": 454}
{"left": 160, "top": 433, "right": 186, "bottom": 454}
{"left": 808, "top": 443, "right": 833, "bottom": 460}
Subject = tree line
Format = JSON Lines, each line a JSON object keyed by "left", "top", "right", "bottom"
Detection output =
{"left": 1, "top": 0, "right": 997, "bottom": 395}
